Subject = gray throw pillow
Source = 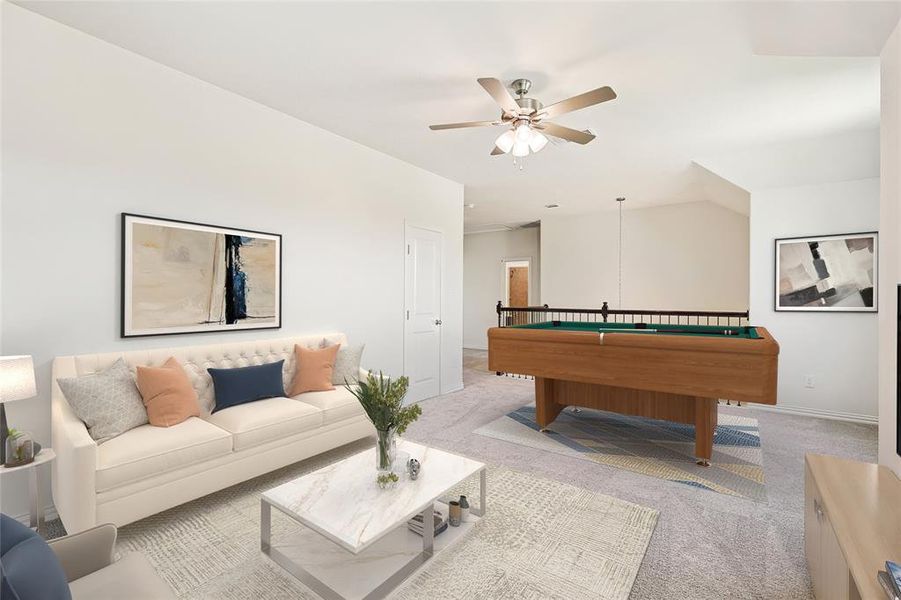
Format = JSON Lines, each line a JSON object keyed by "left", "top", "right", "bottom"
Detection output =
{"left": 332, "top": 344, "right": 365, "bottom": 385}
{"left": 57, "top": 358, "right": 148, "bottom": 443}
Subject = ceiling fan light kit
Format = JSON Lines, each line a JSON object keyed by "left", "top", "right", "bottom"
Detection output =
{"left": 429, "top": 77, "right": 616, "bottom": 164}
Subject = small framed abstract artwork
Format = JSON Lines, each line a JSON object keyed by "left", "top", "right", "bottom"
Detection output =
{"left": 122, "top": 213, "right": 282, "bottom": 337}
{"left": 774, "top": 231, "right": 877, "bottom": 312}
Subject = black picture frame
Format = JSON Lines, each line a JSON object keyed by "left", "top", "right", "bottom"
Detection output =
{"left": 121, "top": 213, "right": 282, "bottom": 338}
{"left": 774, "top": 231, "right": 878, "bottom": 313}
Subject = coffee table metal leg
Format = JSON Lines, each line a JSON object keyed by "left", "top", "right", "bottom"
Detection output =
{"left": 421, "top": 504, "right": 434, "bottom": 556}
{"left": 260, "top": 499, "right": 271, "bottom": 552}
{"left": 262, "top": 499, "right": 344, "bottom": 600}
{"left": 471, "top": 468, "right": 487, "bottom": 517}
{"left": 363, "top": 504, "right": 435, "bottom": 600}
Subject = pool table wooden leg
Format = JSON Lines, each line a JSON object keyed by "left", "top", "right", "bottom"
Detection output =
{"left": 535, "top": 377, "right": 565, "bottom": 431}
{"left": 695, "top": 397, "right": 718, "bottom": 466}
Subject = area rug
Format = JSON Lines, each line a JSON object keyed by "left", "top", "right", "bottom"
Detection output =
{"left": 111, "top": 441, "right": 658, "bottom": 600}
{"left": 474, "top": 405, "right": 766, "bottom": 502}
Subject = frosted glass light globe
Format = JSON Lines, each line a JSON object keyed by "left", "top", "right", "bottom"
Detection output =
{"left": 495, "top": 130, "right": 515, "bottom": 153}
{"left": 514, "top": 121, "right": 532, "bottom": 143}
{"left": 529, "top": 131, "right": 549, "bottom": 153}
{"left": 512, "top": 140, "right": 530, "bottom": 157}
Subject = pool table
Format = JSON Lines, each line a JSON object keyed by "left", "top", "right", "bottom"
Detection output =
{"left": 487, "top": 321, "right": 779, "bottom": 465}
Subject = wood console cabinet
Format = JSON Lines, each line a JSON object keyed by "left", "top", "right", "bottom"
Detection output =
{"left": 804, "top": 454, "right": 901, "bottom": 600}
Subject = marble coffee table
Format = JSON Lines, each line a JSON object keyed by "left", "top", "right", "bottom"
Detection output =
{"left": 261, "top": 440, "right": 486, "bottom": 600}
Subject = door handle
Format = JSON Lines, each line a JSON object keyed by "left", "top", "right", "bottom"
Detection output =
{"left": 434, "top": 319, "right": 442, "bottom": 326}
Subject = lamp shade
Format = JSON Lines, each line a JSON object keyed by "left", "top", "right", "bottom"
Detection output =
{"left": 0, "top": 356, "right": 36, "bottom": 403}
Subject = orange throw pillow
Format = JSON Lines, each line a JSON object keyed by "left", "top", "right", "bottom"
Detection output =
{"left": 290, "top": 344, "right": 340, "bottom": 395}
{"left": 136, "top": 357, "right": 201, "bottom": 427}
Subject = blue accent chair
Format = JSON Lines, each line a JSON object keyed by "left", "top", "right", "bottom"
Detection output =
{"left": 0, "top": 513, "right": 173, "bottom": 599}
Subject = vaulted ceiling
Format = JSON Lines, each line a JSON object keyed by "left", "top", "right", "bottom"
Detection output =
{"left": 17, "top": 1, "right": 898, "bottom": 229}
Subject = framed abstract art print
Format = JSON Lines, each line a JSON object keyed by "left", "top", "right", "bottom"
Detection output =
{"left": 774, "top": 231, "right": 877, "bottom": 312}
{"left": 122, "top": 213, "right": 282, "bottom": 337}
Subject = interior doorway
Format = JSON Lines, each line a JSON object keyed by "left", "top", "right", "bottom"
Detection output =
{"left": 504, "top": 259, "right": 531, "bottom": 308}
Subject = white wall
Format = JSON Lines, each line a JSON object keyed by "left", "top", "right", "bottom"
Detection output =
{"left": 1, "top": 5, "right": 463, "bottom": 519}
{"left": 541, "top": 201, "right": 749, "bottom": 311}
{"left": 879, "top": 21, "right": 901, "bottom": 476}
{"left": 750, "top": 178, "right": 880, "bottom": 422}
{"left": 463, "top": 227, "right": 540, "bottom": 350}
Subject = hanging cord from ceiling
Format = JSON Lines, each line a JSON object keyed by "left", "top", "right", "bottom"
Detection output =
{"left": 617, "top": 197, "right": 625, "bottom": 308}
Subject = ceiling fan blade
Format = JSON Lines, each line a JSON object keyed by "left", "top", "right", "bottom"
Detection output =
{"left": 477, "top": 77, "right": 520, "bottom": 114}
{"left": 490, "top": 146, "right": 506, "bottom": 156}
{"left": 538, "top": 122, "right": 596, "bottom": 144}
{"left": 429, "top": 120, "right": 500, "bottom": 131}
{"left": 537, "top": 86, "right": 616, "bottom": 120}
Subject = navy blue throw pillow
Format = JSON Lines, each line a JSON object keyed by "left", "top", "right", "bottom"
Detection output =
{"left": 208, "top": 360, "right": 286, "bottom": 413}
{"left": 0, "top": 513, "right": 72, "bottom": 600}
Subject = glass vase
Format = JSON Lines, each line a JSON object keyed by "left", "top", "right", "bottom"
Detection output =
{"left": 375, "top": 428, "right": 396, "bottom": 473}
{"left": 4, "top": 431, "right": 35, "bottom": 468}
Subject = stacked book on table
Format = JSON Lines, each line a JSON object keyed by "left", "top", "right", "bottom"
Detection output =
{"left": 407, "top": 504, "right": 449, "bottom": 538}
{"left": 878, "top": 560, "right": 901, "bottom": 600}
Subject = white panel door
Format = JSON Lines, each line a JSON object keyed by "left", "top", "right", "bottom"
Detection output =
{"left": 404, "top": 225, "right": 442, "bottom": 403}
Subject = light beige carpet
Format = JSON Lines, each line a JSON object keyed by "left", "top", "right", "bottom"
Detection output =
{"left": 114, "top": 440, "right": 658, "bottom": 600}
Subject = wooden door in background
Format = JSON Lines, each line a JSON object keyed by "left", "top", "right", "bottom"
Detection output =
{"left": 509, "top": 266, "right": 529, "bottom": 307}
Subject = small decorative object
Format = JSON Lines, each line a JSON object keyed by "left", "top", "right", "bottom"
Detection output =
{"left": 4, "top": 429, "right": 35, "bottom": 468}
{"left": 346, "top": 372, "right": 421, "bottom": 476}
{"left": 122, "top": 213, "right": 282, "bottom": 337}
{"left": 407, "top": 458, "right": 421, "bottom": 480}
{"left": 407, "top": 509, "right": 448, "bottom": 538}
{"left": 775, "top": 232, "right": 878, "bottom": 312}
{"left": 459, "top": 495, "right": 470, "bottom": 522}
{"left": 376, "top": 472, "right": 399, "bottom": 489}
{"left": 448, "top": 500, "right": 462, "bottom": 527}
{"left": 394, "top": 450, "right": 410, "bottom": 473}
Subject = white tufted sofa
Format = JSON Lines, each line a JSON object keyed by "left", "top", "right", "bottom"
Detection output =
{"left": 51, "top": 333, "right": 374, "bottom": 534}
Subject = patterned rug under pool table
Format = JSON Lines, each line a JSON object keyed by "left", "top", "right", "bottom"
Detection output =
{"left": 475, "top": 405, "right": 766, "bottom": 501}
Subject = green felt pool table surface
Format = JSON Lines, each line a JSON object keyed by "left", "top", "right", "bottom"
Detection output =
{"left": 512, "top": 320, "right": 762, "bottom": 339}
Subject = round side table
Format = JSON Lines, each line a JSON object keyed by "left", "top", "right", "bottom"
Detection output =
{"left": 0, "top": 448, "right": 56, "bottom": 533}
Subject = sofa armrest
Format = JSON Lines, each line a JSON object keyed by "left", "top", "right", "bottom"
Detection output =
{"left": 51, "top": 357, "right": 98, "bottom": 534}
{"left": 358, "top": 367, "right": 372, "bottom": 382}
{"left": 48, "top": 523, "right": 117, "bottom": 582}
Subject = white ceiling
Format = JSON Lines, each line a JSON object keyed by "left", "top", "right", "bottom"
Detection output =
{"left": 16, "top": 1, "right": 899, "bottom": 229}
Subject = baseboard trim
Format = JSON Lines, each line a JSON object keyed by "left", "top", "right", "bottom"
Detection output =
{"left": 749, "top": 403, "right": 877, "bottom": 424}
{"left": 11, "top": 504, "right": 58, "bottom": 527}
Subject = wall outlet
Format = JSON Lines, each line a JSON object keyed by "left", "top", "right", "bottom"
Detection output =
{"left": 804, "top": 375, "right": 815, "bottom": 389}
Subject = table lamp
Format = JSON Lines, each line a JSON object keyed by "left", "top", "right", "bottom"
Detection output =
{"left": 0, "top": 356, "right": 37, "bottom": 465}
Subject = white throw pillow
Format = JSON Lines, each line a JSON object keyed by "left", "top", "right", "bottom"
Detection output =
{"left": 332, "top": 344, "right": 365, "bottom": 385}
{"left": 57, "top": 358, "right": 149, "bottom": 443}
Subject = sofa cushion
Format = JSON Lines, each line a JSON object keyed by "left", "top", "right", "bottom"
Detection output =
{"left": 209, "top": 360, "right": 286, "bottom": 413}
{"left": 205, "top": 397, "right": 323, "bottom": 451}
{"left": 293, "top": 387, "right": 364, "bottom": 425}
{"left": 57, "top": 358, "right": 148, "bottom": 443}
{"left": 331, "top": 344, "right": 365, "bottom": 385}
{"left": 96, "top": 418, "right": 232, "bottom": 492}
{"left": 0, "top": 513, "right": 72, "bottom": 600}
{"left": 290, "top": 345, "right": 338, "bottom": 395}
{"left": 136, "top": 358, "right": 200, "bottom": 427}
{"left": 68, "top": 552, "right": 174, "bottom": 600}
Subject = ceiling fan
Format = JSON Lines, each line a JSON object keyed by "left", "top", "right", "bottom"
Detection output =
{"left": 429, "top": 77, "right": 616, "bottom": 158}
